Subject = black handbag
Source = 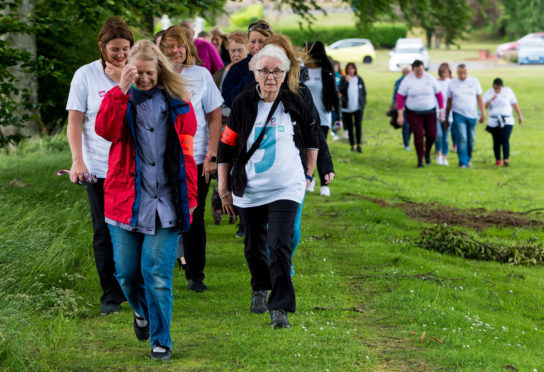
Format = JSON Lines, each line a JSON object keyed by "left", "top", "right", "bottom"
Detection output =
{"left": 230, "top": 93, "right": 282, "bottom": 197}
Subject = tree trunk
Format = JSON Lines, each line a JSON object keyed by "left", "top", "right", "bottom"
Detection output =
{"left": 0, "top": 0, "right": 41, "bottom": 139}
{"left": 425, "top": 28, "right": 433, "bottom": 49}
{"left": 434, "top": 30, "right": 442, "bottom": 49}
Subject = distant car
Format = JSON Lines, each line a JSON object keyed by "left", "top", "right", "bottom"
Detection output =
{"left": 388, "top": 38, "right": 429, "bottom": 71}
{"left": 518, "top": 38, "right": 544, "bottom": 64}
{"left": 496, "top": 32, "right": 544, "bottom": 58}
{"left": 325, "top": 38, "right": 376, "bottom": 64}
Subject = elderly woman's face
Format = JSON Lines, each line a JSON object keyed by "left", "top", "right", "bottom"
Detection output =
{"left": 102, "top": 38, "right": 131, "bottom": 68}
{"left": 132, "top": 58, "right": 158, "bottom": 91}
{"left": 164, "top": 37, "right": 187, "bottom": 65}
{"left": 228, "top": 41, "right": 248, "bottom": 64}
{"left": 255, "top": 56, "right": 285, "bottom": 96}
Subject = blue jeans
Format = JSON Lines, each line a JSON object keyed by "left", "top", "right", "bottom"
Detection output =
{"left": 290, "top": 197, "right": 304, "bottom": 276}
{"left": 108, "top": 225, "right": 178, "bottom": 350}
{"left": 435, "top": 119, "right": 451, "bottom": 155}
{"left": 402, "top": 111, "right": 411, "bottom": 147}
{"left": 452, "top": 112, "right": 477, "bottom": 167}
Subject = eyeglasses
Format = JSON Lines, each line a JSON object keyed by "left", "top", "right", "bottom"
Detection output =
{"left": 248, "top": 22, "right": 271, "bottom": 33}
{"left": 256, "top": 69, "right": 285, "bottom": 78}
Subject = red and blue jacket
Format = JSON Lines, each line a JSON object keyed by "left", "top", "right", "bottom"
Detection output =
{"left": 95, "top": 86, "right": 198, "bottom": 232}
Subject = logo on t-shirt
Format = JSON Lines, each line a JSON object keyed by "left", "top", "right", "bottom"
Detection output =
{"left": 99, "top": 90, "right": 106, "bottom": 98}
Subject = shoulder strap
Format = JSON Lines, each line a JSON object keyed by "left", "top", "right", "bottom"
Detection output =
{"left": 237, "top": 90, "right": 282, "bottom": 166}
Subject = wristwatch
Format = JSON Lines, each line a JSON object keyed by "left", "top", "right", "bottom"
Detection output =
{"left": 206, "top": 155, "right": 217, "bottom": 163}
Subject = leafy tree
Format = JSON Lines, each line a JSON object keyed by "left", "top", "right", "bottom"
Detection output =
{"left": 501, "top": 0, "right": 544, "bottom": 38}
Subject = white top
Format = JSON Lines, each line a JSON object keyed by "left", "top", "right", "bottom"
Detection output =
{"left": 304, "top": 67, "right": 332, "bottom": 128}
{"left": 483, "top": 87, "right": 517, "bottom": 127}
{"left": 436, "top": 78, "right": 453, "bottom": 122}
{"left": 447, "top": 76, "right": 483, "bottom": 119}
{"left": 66, "top": 60, "right": 116, "bottom": 178}
{"left": 398, "top": 71, "right": 441, "bottom": 112}
{"left": 181, "top": 65, "right": 224, "bottom": 164}
{"left": 233, "top": 101, "right": 306, "bottom": 208}
{"left": 343, "top": 77, "right": 360, "bottom": 113}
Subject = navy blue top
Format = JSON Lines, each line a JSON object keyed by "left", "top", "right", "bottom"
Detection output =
{"left": 221, "top": 54, "right": 255, "bottom": 108}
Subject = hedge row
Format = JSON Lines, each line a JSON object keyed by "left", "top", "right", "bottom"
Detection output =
{"left": 276, "top": 23, "right": 407, "bottom": 49}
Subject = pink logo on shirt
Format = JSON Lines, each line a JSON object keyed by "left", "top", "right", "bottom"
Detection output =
{"left": 99, "top": 91, "right": 106, "bottom": 97}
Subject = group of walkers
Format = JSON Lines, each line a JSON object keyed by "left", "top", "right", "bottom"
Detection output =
{"left": 65, "top": 15, "right": 524, "bottom": 361}
{"left": 393, "top": 60, "right": 523, "bottom": 168}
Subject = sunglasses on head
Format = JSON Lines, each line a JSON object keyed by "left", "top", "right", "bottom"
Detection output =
{"left": 248, "top": 22, "right": 270, "bottom": 33}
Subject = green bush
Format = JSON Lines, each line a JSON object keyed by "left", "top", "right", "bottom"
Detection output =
{"left": 229, "top": 4, "right": 263, "bottom": 28}
{"left": 277, "top": 23, "right": 407, "bottom": 49}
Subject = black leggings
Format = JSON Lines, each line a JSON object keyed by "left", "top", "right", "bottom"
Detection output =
{"left": 488, "top": 125, "right": 513, "bottom": 160}
{"left": 343, "top": 109, "right": 363, "bottom": 147}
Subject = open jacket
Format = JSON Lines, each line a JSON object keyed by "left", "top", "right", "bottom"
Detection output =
{"left": 95, "top": 86, "right": 198, "bottom": 233}
{"left": 300, "top": 66, "right": 342, "bottom": 123}
{"left": 218, "top": 84, "right": 320, "bottom": 173}
{"left": 339, "top": 75, "right": 367, "bottom": 110}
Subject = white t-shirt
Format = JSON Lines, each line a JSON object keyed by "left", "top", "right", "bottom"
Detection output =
{"left": 181, "top": 65, "right": 223, "bottom": 164}
{"left": 447, "top": 76, "right": 483, "bottom": 119}
{"left": 343, "top": 77, "right": 360, "bottom": 113}
{"left": 398, "top": 71, "right": 441, "bottom": 112}
{"left": 233, "top": 101, "right": 306, "bottom": 208}
{"left": 483, "top": 87, "right": 517, "bottom": 127}
{"left": 436, "top": 78, "right": 453, "bottom": 122}
{"left": 304, "top": 67, "right": 332, "bottom": 128}
{"left": 66, "top": 60, "right": 116, "bottom": 178}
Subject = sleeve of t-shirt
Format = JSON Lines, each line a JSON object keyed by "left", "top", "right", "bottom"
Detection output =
{"left": 431, "top": 76, "right": 441, "bottom": 94}
{"left": 397, "top": 76, "right": 409, "bottom": 96}
{"left": 508, "top": 88, "right": 517, "bottom": 104}
{"left": 482, "top": 89, "right": 493, "bottom": 104}
{"left": 475, "top": 78, "right": 483, "bottom": 95}
{"left": 201, "top": 68, "right": 224, "bottom": 114}
{"left": 66, "top": 67, "right": 88, "bottom": 112}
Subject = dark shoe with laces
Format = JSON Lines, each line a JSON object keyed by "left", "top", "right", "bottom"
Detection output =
{"left": 270, "top": 309, "right": 290, "bottom": 329}
{"left": 188, "top": 280, "right": 208, "bottom": 292}
{"left": 133, "top": 312, "right": 150, "bottom": 341}
{"left": 151, "top": 346, "right": 171, "bottom": 360}
{"left": 235, "top": 223, "right": 245, "bottom": 238}
{"left": 100, "top": 302, "right": 119, "bottom": 315}
{"left": 250, "top": 290, "right": 268, "bottom": 314}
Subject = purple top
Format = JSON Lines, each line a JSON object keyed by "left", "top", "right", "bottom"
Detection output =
{"left": 195, "top": 38, "right": 224, "bottom": 75}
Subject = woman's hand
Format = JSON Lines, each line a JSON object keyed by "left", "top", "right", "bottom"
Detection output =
{"left": 439, "top": 109, "right": 445, "bottom": 123}
{"left": 69, "top": 159, "right": 89, "bottom": 184}
{"left": 518, "top": 115, "right": 523, "bottom": 124}
{"left": 105, "top": 62, "right": 123, "bottom": 83}
{"left": 324, "top": 172, "right": 335, "bottom": 185}
{"left": 397, "top": 112, "right": 404, "bottom": 126}
{"left": 119, "top": 64, "right": 138, "bottom": 95}
{"left": 202, "top": 159, "right": 217, "bottom": 183}
{"left": 220, "top": 191, "right": 236, "bottom": 217}
{"left": 334, "top": 121, "right": 343, "bottom": 130}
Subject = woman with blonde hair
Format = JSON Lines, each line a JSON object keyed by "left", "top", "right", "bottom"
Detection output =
{"left": 210, "top": 26, "right": 230, "bottom": 65}
{"left": 95, "top": 40, "right": 198, "bottom": 360}
{"left": 160, "top": 25, "right": 223, "bottom": 292}
{"left": 435, "top": 62, "right": 453, "bottom": 165}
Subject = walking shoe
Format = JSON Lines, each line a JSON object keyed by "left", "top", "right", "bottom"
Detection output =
{"left": 424, "top": 152, "right": 431, "bottom": 166}
{"left": 320, "top": 186, "right": 331, "bottom": 197}
{"left": 504, "top": 159, "right": 510, "bottom": 166}
{"left": 133, "top": 312, "right": 150, "bottom": 341}
{"left": 250, "top": 290, "right": 268, "bottom": 314}
{"left": 235, "top": 223, "right": 244, "bottom": 238}
{"left": 443, "top": 158, "right": 449, "bottom": 166}
{"left": 307, "top": 179, "right": 315, "bottom": 192}
{"left": 356, "top": 145, "right": 362, "bottom": 153}
{"left": 270, "top": 309, "right": 290, "bottom": 329}
{"left": 100, "top": 303, "right": 119, "bottom": 315}
{"left": 468, "top": 162, "right": 473, "bottom": 168}
{"left": 417, "top": 163, "right": 424, "bottom": 168}
{"left": 436, "top": 155, "right": 443, "bottom": 165}
{"left": 187, "top": 280, "right": 208, "bottom": 292}
{"left": 331, "top": 132, "right": 339, "bottom": 140}
{"left": 404, "top": 146, "right": 410, "bottom": 151}
{"left": 496, "top": 160, "right": 502, "bottom": 166}
{"left": 151, "top": 346, "right": 171, "bottom": 360}
{"left": 343, "top": 131, "right": 349, "bottom": 139}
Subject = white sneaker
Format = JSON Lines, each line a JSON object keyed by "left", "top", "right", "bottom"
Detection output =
{"left": 307, "top": 179, "right": 315, "bottom": 192}
{"left": 343, "top": 131, "right": 349, "bottom": 139}
{"left": 436, "top": 155, "right": 443, "bottom": 165}
{"left": 331, "top": 133, "right": 339, "bottom": 141}
{"left": 443, "top": 158, "right": 449, "bottom": 166}
{"left": 320, "top": 186, "right": 330, "bottom": 196}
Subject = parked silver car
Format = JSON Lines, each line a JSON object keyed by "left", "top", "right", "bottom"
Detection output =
{"left": 389, "top": 38, "right": 429, "bottom": 71}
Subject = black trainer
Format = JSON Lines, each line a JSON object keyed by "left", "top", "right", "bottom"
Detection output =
{"left": 270, "top": 309, "right": 290, "bottom": 329}
{"left": 357, "top": 145, "right": 363, "bottom": 153}
{"left": 235, "top": 223, "right": 244, "bottom": 238}
{"left": 133, "top": 312, "right": 150, "bottom": 341}
{"left": 151, "top": 346, "right": 172, "bottom": 361}
{"left": 250, "top": 290, "right": 268, "bottom": 314}
{"left": 424, "top": 152, "right": 431, "bottom": 165}
{"left": 188, "top": 280, "right": 208, "bottom": 292}
{"left": 100, "top": 303, "right": 119, "bottom": 315}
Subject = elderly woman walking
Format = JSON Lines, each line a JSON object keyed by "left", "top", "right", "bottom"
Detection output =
{"left": 397, "top": 60, "right": 444, "bottom": 167}
{"left": 95, "top": 40, "right": 198, "bottom": 360}
{"left": 217, "top": 44, "right": 319, "bottom": 329}
{"left": 483, "top": 78, "right": 523, "bottom": 166}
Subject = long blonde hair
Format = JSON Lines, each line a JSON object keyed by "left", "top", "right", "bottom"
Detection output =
{"left": 128, "top": 40, "right": 190, "bottom": 102}
{"left": 160, "top": 25, "right": 200, "bottom": 67}
{"left": 264, "top": 34, "right": 302, "bottom": 95}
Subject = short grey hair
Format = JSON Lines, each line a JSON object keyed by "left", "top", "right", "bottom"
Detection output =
{"left": 253, "top": 45, "right": 290, "bottom": 73}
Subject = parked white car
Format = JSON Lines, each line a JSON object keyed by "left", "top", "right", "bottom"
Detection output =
{"left": 518, "top": 38, "right": 544, "bottom": 64}
{"left": 389, "top": 38, "right": 429, "bottom": 71}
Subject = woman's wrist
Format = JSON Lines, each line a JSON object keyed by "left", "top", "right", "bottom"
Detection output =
{"left": 220, "top": 191, "right": 231, "bottom": 200}
{"left": 305, "top": 174, "right": 313, "bottom": 182}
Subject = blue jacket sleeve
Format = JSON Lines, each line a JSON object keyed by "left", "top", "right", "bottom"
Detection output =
{"left": 222, "top": 57, "right": 252, "bottom": 108}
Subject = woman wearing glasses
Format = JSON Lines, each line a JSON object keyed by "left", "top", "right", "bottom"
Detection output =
{"left": 221, "top": 20, "right": 274, "bottom": 108}
{"left": 217, "top": 45, "right": 319, "bottom": 329}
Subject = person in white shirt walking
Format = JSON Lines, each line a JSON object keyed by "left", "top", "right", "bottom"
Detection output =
{"left": 435, "top": 63, "right": 453, "bottom": 166}
{"left": 446, "top": 64, "right": 485, "bottom": 168}
{"left": 483, "top": 78, "right": 523, "bottom": 166}
{"left": 339, "top": 62, "right": 366, "bottom": 153}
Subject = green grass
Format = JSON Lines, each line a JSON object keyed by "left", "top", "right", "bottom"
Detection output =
{"left": 1, "top": 45, "right": 544, "bottom": 371}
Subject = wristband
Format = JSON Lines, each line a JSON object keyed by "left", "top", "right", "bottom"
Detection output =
{"left": 220, "top": 191, "right": 231, "bottom": 200}
{"left": 305, "top": 174, "right": 313, "bottom": 182}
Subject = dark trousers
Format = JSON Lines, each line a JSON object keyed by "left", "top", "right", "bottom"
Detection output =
{"left": 406, "top": 110, "right": 437, "bottom": 164}
{"left": 85, "top": 179, "right": 125, "bottom": 305}
{"left": 317, "top": 126, "right": 329, "bottom": 186}
{"left": 343, "top": 109, "right": 363, "bottom": 147}
{"left": 489, "top": 125, "right": 513, "bottom": 160}
{"left": 181, "top": 163, "right": 210, "bottom": 282}
{"left": 238, "top": 200, "right": 299, "bottom": 313}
